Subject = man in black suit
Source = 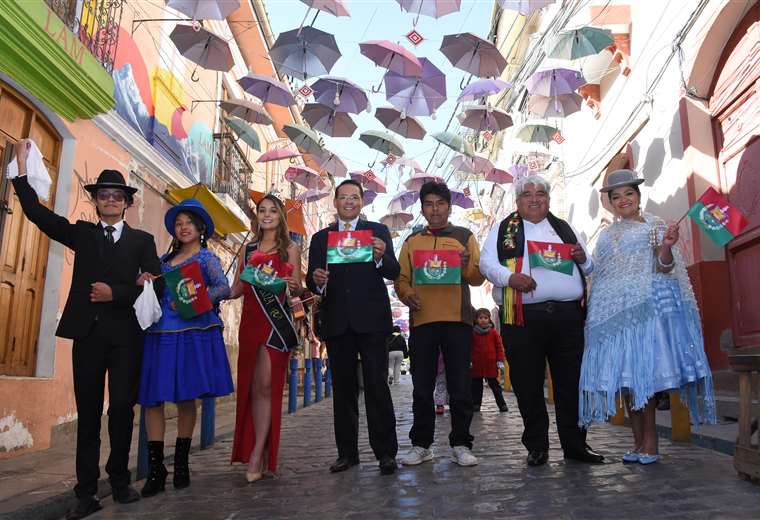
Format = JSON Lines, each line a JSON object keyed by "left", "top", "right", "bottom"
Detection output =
{"left": 11, "top": 139, "right": 162, "bottom": 519}
{"left": 307, "top": 179, "right": 399, "bottom": 475}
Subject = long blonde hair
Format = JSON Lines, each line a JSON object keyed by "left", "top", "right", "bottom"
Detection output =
{"left": 253, "top": 194, "right": 291, "bottom": 261}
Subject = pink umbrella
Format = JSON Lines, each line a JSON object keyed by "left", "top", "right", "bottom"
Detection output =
{"left": 458, "top": 105, "right": 513, "bottom": 132}
{"left": 285, "top": 165, "right": 327, "bottom": 190}
{"left": 380, "top": 212, "right": 414, "bottom": 231}
{"left": 359, "top": 40, "right": 422, "bottom": 76}
{"left": 302, "top": 103, "right": 357, "bottom": 137}
{"left": 311, "top": 76, "right": 368, "bottom": 114}
{"left": 485, "top": 167, "right": 514, "bottom": 184}
{"left": 313, "top": 150, "right": 348, "bottom": 177}
{"left": 350, "top": 170, "right": 387, "bottom": 193}
{"left": 375, "top": 107, "right": 426, "bottom": 140}
{"left": 257, "top": 148, "right": 300, "bottom": 163}
{"left": 440, "top": 32, "right": 507, "bottom": 78}
{"left": 397, "top": 157, "right": 425, "bottom": 174}
{"left": 404, "top": 171, "right": 444, "bottom": 191}
{"left": 296, "top": 189, "right": 331, "bottom": 203}
{"left": 449, "top": 154, "right": 494, "bottom": 177}
{"left": 528, "top": 93, "right": 582, "bottom": 118}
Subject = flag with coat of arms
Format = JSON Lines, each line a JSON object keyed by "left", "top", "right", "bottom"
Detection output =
{"left": 686, "top": 187, "right": 748, "bottom": 246}
{"left": 412, "top": 250, "right": 461, "bottom": 285}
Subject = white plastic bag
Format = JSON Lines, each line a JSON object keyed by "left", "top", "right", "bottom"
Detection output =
{"left": 133, "top": 279, "right": 162, "bottom": 330}
{"left": 6, "top": 140, "right": 52, "bottom": 201}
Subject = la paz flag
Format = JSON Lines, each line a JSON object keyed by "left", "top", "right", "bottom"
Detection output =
{"left": 164, "top": 260, "right": 213, "bottom": 319}
{"left": 240, "top": 260, "right": 286, "bottom": 294}
{"left": 327, "top": 230, "right": 374, "bottom": 264}
{"left": 527, "top": 241, "right": 574, "bottom": 276}
{"left": 687, "top": 187, "right": 748, "bottom": 246}
{"left": 413, "top": 250, "right": 461, "bottom": 285}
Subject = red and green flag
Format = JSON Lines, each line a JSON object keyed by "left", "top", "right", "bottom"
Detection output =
{"left": 412, "top": 250, "right": 461, "bottom": 285}
{"left": 164, "top": 260, "right": 213, "bottom": 319}
{"left": 527, "top": 241, "right": 574, "bottom": 276}
{"left": 687, "top": 187, "right": 748, "bottom": 246}
{"left": 240, "top": 260, "right": 286, "bottom": 294}
{"left": 327, "top": 230, "right": 374, "bottom": 264}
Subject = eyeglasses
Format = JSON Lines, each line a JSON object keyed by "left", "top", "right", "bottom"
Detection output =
{"left": 96, "top": 190, "right": 126, "bottom": 202}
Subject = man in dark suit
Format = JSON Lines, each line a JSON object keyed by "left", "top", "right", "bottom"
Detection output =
{"left": 11, "top": 139, "right": 162, "bottom": 519}
{"left": 307, "top": 179, "right": 400, "bottom": 475}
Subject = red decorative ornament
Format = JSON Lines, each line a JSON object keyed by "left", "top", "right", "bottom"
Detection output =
{"left": 527, "top": 159, "right": 539, "bottom": 171}
{"left": 298, "top": 85, "right": 313, "bottom": 98}
{"left": 482, "top": 130, "right": 493, "bottom": 142}
{"left": 365, "top": 169, "right": 376, "bottom": 180}
{"left": 463, "top": 186, "right": 471, "bottom": 197}
{"left": 406, "top": 29, "right": 424, "bottom": 46}
{"left": 383, "top": 153, "right": 397, "bottom": 166}
{"left": 552, "top": 131, "right": 565, "bottom": 144}
{"left": 292, "top": 200, "right": 303, "bottom": 210}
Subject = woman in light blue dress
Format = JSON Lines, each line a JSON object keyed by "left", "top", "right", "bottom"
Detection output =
{"left": 579, "top": 170, "right": 715, "bottom": 465}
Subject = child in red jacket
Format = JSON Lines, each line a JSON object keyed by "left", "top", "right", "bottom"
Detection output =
{"left": 471, "top": 308, "right": 508, "bottom": 413}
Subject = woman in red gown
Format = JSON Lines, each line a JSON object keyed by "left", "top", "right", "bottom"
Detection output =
{"left": 230, "top": 195, "right": 302, "bottom": 482}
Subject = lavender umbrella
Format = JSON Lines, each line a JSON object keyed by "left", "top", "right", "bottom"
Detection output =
{"left": 300, "top": 0, "right": 350, "bottom": 17}
{"left": 269, "top": 26, "right": 341, "bottom": 80}
{"left": 449, "top": 189, "right": 475, "bottom": 209}
{"left": 220, "top": 99, "right": 272, "bottom": 125}
{"left": 297, "top": 188, "right": 331, "bottom": 203}
{"left": 302, "top": 103, "right": 357, "bottom": 137}
{"left": 313, "top": 150, "right": 348, "bottom": 177}
{"left": 496, "top": 0, "right": 554, "bottom": 15}
{"left": 440, "top": 32, "right": 507, "bottom": 78}
{"left": 404, "top": 171, "right": 444, "bottom": 191}
{"left": 237, "top": 73, "right": 295, "bottom": 106}
{"left": 389, "top": 190, "right": 420, "bottom": 211}
{"left": 170, "top": 25, "right": 233, "bottom": 73}
{"left": 285, "top": 165, "right": 327, "bottom": 190}
{"left": 528, "top": 93, "right": 582, "bottom": 118}
{"left": 350, "top": 170, "right": 387, "bottom": 193}
{"left": 166, "top": 0, "right": 240, "bottom": 21}
{"left": 384, "top": 57, "right": 446, "bottom": 118}
{"left": 526, "top": 68, "right": 585, "bottom": 96}
{"left": 457, "top": 78, "right": 511, "bottom": 102}
{"left": 311, "top": 77, "right": 368, "bottom": 114}
{"left": 449, "top": 154, "right": 494, "bottom": 177}
{"left": 363, "top": 189, "right": 378, "bottom": 205}
{"left": 375, "top": 107, "right": 426, "bottom": 140}
{"left": 380, "top": 212, "right": 414, "bottom": 232}
{"left": 395, "top": 0, "right": 461, "bottom": 20}
{"left": 458, "top": 105, "right": 513, "bottom": 132}
{"left": 359, "top": 40, "right": 422, "bottom": 76}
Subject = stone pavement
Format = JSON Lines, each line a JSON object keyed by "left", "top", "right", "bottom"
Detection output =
{"left": 80, "top": 376, "right": 758, "bottom": 520}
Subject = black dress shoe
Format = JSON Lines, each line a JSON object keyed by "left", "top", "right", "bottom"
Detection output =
{"left": 329, "top": 456, "right": 360, "bottom": 473}
{"left": 564, "top": 444, "right": 605, "bottom": 464}
{"left": 112, "top": 484, "right": 141, "bottom": 503}
{"left": 65, "top": 496, "right": 102, "bottom": 520}
{"left": 378, "top": 455, "right": 396, "bottom": 475}
{"left": 526, "top": 450, "right": 549, "bottom": 466}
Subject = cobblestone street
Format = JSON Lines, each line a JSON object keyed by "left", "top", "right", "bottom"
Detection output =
{"left": 88, "top": 378, "right": 758, "bottom": 520}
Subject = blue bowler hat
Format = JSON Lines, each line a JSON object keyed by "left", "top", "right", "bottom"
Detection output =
{"left": 165, "top": 198, "right": 215, "bottom": 238}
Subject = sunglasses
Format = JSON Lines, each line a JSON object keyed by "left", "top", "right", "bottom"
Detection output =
{"left": 96, "top": 190, "right": 126, "bottom": 202}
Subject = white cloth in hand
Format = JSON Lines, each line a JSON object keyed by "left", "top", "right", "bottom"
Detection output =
{"left": 6, "top": 141, "right": 52, "bottom": 201}
{"left": 134, "top": 279, "right": 162, "bottom": 330}
{"left": 497, "top": 361, "right": 505, "bottom": 370}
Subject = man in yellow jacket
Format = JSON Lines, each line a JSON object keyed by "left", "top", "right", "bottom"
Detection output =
{"left": 395, "top": 181, "right": 484, "bottom": 467}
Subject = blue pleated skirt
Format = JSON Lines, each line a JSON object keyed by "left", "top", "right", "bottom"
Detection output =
{"left": 138, "top": 327, "right": 234, "bottom": 407}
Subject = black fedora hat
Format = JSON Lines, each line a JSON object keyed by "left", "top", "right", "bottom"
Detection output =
{"left": 84, "top": 169, "right": 138, "bottom": 196}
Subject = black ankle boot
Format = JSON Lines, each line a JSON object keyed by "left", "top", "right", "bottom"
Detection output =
{"left": 141, "top": 441, "right": 168, "bottom": 498}
{"left": 173, "top": 437, "right": 191, "bottom": 489}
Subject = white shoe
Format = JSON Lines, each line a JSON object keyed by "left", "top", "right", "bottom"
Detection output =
{"left": 400, "top": 446, "right": 434, "bottom": 466}
{"left": 451, "top": 446, "right": 478, "bottom": 467}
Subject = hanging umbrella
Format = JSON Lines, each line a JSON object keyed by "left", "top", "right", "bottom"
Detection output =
{"left": 485, "top": 167, "right": 515, "bottom": 184}
{"left": 170, "top": 24, "right": 234, "bottom": 73}
{"left": 464, "top": 208, "right": 486, "bottom": 221}
{"left": 257, "top": 148, "right": 300, "bottom": 163}
{"left": 459, "top": 105, "right": 513, "bottom": 132}
{"left": 389, "top": 190, "right": 420, "bottom": 211}
{"left": 285, "top": 165, "right": 327, "bottom": 190}
{"left": 296, "top": 188, "right": 331, "bottom": 203}
{"left": 300, "top": 0, "right": 350, "bottom": 16}
{"left": 224, "top": 117, "right": 261, "bottom": 150}
{"left": 432, "top": 131, "right": 474, "bottom": 157}
{"left": 496, "top": 0, "right": 554, "bottom": 15}
{"left": 507, "top": 164, "right": 529, "bottom": 179}
{"left": 395, "top": 0, "right": 461, "bottom": 20}
{"left": 384, "top": 57, "right": 447, "bottom": 118}
{"left": 311, "top": 77, "right": 368, "bottom": 114}
{"left": 302, "top": 103, "right": 357, "bottom": 137}
{"left": 220, "top": 99, "right": 272, "bottom": 125}
{"left": 375, "top": 107, "right": 426, "bottom": 140}
{"left": 526, "top": 68, "right": 585, "bottom": 96}
{"left": 269, "top": 26, "right": 341, "bottom": 80}
{"left": 397, "top": 157, "right": 425, "bottom": 174}
{"left": 547, "top": 27, "right": 614, "bottom": 60}
{"left": 457, "top": 78, "right": 511, "bottom": 102}
{"left": 440, "top": 33, "right": 507, "bottom": 78}
{"left": 350, "top": 170, "right": 387, "bottom": 193}
{"left": 528, "top": 93, "right": 582, "bottom": 118}
{"left": 237, "top": 73, "right": 295, "bottom": 106}
{"left": 359, "top": 130, "right": 405, "bottom": 157}
{"left": 381, "top": 212, "right": 414, "bottom": 231}
{"left": 313, "top": 150, "right": 348, "bottom": 177}
{"left": 363, "top": 189, "right": 378, "bottom": 205}
{"left": 449, "top": 189, "right": 475, "bottom": 209}
{"left": 450, "top": 154, "right": 494, "bottom": 178}
{"left": 283, "top": 123, "right": 324, "bottom": 154}
{"left": 515, "top": 123, "right": 559, "bottom": 143}
{"left": 404, "top": 170, "right": 444, "bottom": 191}
{"left": 166, "top": 0, "right": 240, "bottom": 21}
{"left": 359, "top": 40, "right": 422, "bottom": 76}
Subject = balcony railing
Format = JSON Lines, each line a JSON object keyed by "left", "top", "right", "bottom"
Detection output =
{"left": 212, "top": 132, "right": 254, "bottom": 216}
{"left": 45, "top": 0, "right": 123, "bottom": 74}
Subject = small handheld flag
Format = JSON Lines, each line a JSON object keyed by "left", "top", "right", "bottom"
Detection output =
{"left": 240, "top": 259, "right": 287, "bottom": 294}
{"left": 686, "top": 187, "right": 748, "bottom": 246}
{"left": 412, "top": 250, "right": 461, "bottom": 285}
{"left": 527, "top": 241, "right": 574, "bottom": 276}
{"left": 327, "top": 230, "right": 374, "bottom": 264}
{"left": 164, "top": 260, "right": 213, "bottom": 319}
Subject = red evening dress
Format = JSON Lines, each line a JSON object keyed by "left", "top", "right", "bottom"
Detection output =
{"left": 230, "top": 250, "right": 293, "bottom": 473}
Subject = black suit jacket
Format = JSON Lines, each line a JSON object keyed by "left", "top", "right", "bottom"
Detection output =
{"left": 307, "top": 220, "right": 399, "bottom": 339}
{"left": 12, "top": 176, "right": 162, "bottom": 343}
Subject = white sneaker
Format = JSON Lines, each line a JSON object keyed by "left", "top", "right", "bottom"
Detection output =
{"left": 451, "top": 446, "right": 478, "bottom": 467}
{"left": 400, "top": 446, "right": 434, "bottom": 466}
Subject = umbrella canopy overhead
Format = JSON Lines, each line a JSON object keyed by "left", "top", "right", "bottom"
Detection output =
{"left": 380, "top": 211, "right": 414, "bottom": 231}
{"left": 359, "top": 130, "right": 405, "bottom": 157}
{"left": 440, "top": 32, "right": 507, "bottom": 78}
{"left": 170, "top": 24, "right": 234, "bottom": 72}
{"left": 496, "top": 0, "right": 554, "bottom": 15}
{"left": 363, "top": 189, "right": 378, "bottom": 205}
{"left": 302, "top": 103, "right": 357, "bottom": 137}
{"left": 389, "top": 190, "right": 420, "bottom": 211}
{"left": 237, "top": 73, "right": 295, "bottom": 106}
{"left": 457, "top": 78, "right": 511, "bottom": 102}
{"left": 285, "top": 165, "right": 327, "bottom": 190}
{"left": 311, "top": 76, "right": 368, "bottom": 114}
{"left": 220, "top": 99, "right": 272, "bottom": 125}
{"left": 528, "top": 93, "right": 582, "bottom": 118}
{"left": 300, "top": 0, "right": 350, "bottom": 16}
{"left": 404, "top": 170, "right": 444, "bottom": 191}
{"left": 547, "top": 26, "right": 614, "bottom": 60}
{"left": 432, "top": 131, "right": 474, "bottom": 157}
{"left": 397, "top": 157, "right": 425, "bottom": 174}
{"left": 296, "top": 188, "right": 331, "bottom": 203}
{"left": 313, "top": 150, "right": 348, "bottom": 177}
{"left": 359, "top": 40, "right": 422, "bottom": 76}
{"left": 449, "top": 154, "right": 494, "bottom": 177}
{"left": 449, "top": 189, "right": 475, "bottom": 209}
{"left": 384, "top": 57, "right": 447, "bottom": 118}
{"left": 515, "top": 123, "right": 560, "bottom": 143}
{"left": 485, "top": 167, "right": 515, "bottom": 184}
{"left": 350, "top": 170, "right": 387, "bottom": 193}
{"left": 283, "top": 123, "right": 324, "bottom": 154}
{"left": 167, "top": 184, "right": 248, "bottom": 236}
{"left": 459, "top": 105, "right": 513, "bottom": 132}
{"left": 270, "top": 26, "right": 341, "bottom": 80}
{"left": 395, "top": 0, "right": 462, "bottom": 20}
{"left": 256, "top": 148, "right": 300, "bottom": 163}
{"left": 526, "top": 68, "right": 585, "bottom": 96}
{"left": 224, "top": 117, "right": 261, "bottom": 150}
{"left": 375, "top": 107, "right": 426, "bottom": 140}
{"left": 166, "top": 0, "right": 240, "bottom": 21}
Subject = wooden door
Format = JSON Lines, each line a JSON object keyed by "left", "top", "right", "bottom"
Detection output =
{"left": 0, "top": 83, "right": 61, "bottom": 376}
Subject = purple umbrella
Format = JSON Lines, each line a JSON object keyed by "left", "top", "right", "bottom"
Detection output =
{"left": 269, "top": 26, "right": 341, "bottom": 80}
{"left": 496, "top": 0, "right": 554, "bottom": 15}
{"left": 449, "top": 189, "right": 475, "bottom": 209}
{"left": 457, "top": 78, "right": 511, "bottom": 102}
{"left": 359, "top": 40, "right": 422, "bottom": 76}
{"left": 440, "top": 32, "right": 507, "bottom": 78}
{"left": 363, "top": 189, "right": 378, "bottom": 205}
{"left": 384, "top": 57, "right": 446, "bottom": 118}
{"left": 526, "top": 68, "right": 585, "bottom": 96}
{"left": 311, "top": 76, "right": 368, "bottom": 114}
{"left": 506, "top": 164, "right": 529, "bottom": 180}
{"left": 458, "top": 105, "right": 513, "bottom": 132}
{"left": 375, "top": 107, "right": 426, "bottom": 140}
{"left": 237, "top": 73, "right": 295, "bottom": 106}
{"left": 302, "top": 103, "right": 357, "bottom": 137}
{"left": 296, "top": 189, "right": 331, "bottom": 203}
{"left": 528, "top": 93, "right": 582, "bottom": 118}
{"left": 449, "top": 154, "right": 494, "bottom": 177}
{"left": 395, "top": 0, "right": 461, "bottom": 21}
{"left": 170, "top": 25, "right": 234, "bottom": 75}
{"left": 389, "top": 190, "right": 420, "bottom": 211}
{"left": 313, "top": 150, "right": 348, "bottom": 177}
